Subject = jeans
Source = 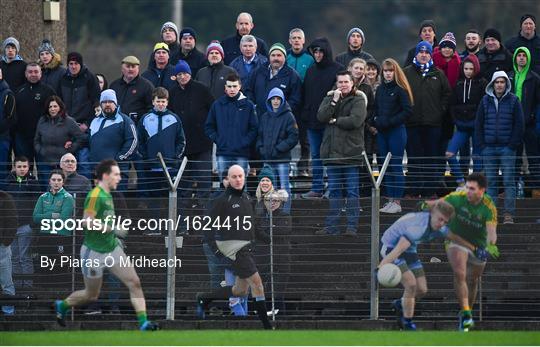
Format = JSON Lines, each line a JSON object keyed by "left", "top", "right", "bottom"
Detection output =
{"left": 482, "top": 146, "right": 516, "bottom": 215}
{"left": 377, "top": 126, "right": 407, "bottom": 199}
{"left": 264, "top": 162, "right": 291, "bottom": 213}
{"left": 406, "top": 126, "right": 442, "bottom": 196}
{"left": 516, "top": 125, "right": 540, "bottom": 188}
{"left": 14, "top": 135, "right": 35, "bottom": 165}
{"left": 325, "top": 165, "right": 360, "bottom": 233}
{"left": 11, "top": 224, "right": 34, "bottom": 287}
{"left": 0, "top": 244, "right": 15, "bottom": 314}
{"left": 77, "top": 147, "right": 92, "bottom": 179}
{"left": 447, "top": 128, "right": 482, "bottom": 181}
{"left": 202, "top": 242, "right": 232, "bottom": 289}
{"left": 307, "top": 128, "right": 325, "bottom": 193}
{"left": 181, "top": 150, "right": 213, "bottom": 201}
{"left": 216, "top": 156, "right": 248, "bottom": 182}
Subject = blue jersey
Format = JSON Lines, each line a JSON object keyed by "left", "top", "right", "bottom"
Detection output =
{"left": 381, "top": 212, "right": 448, "bottom": 253}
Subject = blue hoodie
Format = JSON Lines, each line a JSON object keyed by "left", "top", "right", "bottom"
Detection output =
{"left": 256, "top": 88, "right": 299, "bottom": 162}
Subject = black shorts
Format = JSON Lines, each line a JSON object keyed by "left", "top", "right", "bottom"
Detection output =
{"left": 232, "top": 246, "right": 258, "bottom": 279}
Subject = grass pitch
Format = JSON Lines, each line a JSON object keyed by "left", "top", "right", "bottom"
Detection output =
{"left": 1, "top": 330, "right": 539, "bottom": 346}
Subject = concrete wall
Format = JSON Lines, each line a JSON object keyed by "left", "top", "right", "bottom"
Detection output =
{"left": 0, "top": 0, "right": 67, "bottom": 62}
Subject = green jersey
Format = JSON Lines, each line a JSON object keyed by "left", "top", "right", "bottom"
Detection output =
{"left": 83, "top": 186, "right": 118, "bottom": 253}
{"left": 444, "top": 191, "right": 497, "bottom": 248}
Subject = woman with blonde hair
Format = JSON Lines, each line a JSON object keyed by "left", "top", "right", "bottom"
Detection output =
{"left": 373, "top": 58, "right": 413, "bottom": 213}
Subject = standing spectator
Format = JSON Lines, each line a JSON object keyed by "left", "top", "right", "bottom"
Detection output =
{"left": 433, "top": 32, "right": 462, "bottom": 89}
{"left": 178, "top": 27, "right": 207, "bottom": 77}
{"left": 365, "top": 58, "right": 381, "bottom": 92}
{"left": 506, "top": 14, "right": 540, "bottom": 75}
{"left": 335, "top": 27, "right": 374, "bottom": 67}
{"left": 195, "top": 41, "right": 237, "bottom": 100}
{"left": 476, "top": 71, "right": 524, "bottom": 224}
{"left": 37, "top": 40, "right": 66, "bottom": 92}
{"left": 230, "top": 35, "right": 268, "bottom": 89}
{"left": 301, "top": 38, "right": 342, "bottom": 199}
{"left": 0, "top": 190, "right": 17, "bottom": 315}
{"left": 96, "top": 73, "right": 108, "bottom": 92}
{"left": 404, "top": 20, "right": 438, "bottom": 67}
{"left": 446, "top": 55, "right": 487, "bottom": 190}
{"left": 508, "top": 47, "right": 540, "bottom": 189}
{"left": 256, "top": 88, "right": 298, "bottom": 213}
{"left": 168, "top": 60, "right": 215, "bottom": 202}
{"left": 34, "top": 95, "right": 85, "bottom": 187}
{"left": 0, "top": 37, "right": 26, "bottom": 91}
{"left": 204, "top": 73, "right": 258, "bottom": 182}
{"left": 315, "top": 71, "right": 366, "bottom": 236}
{"left": 286, "top": 28, "right": 314, "bottom": 82}
{"left": 221, "top": 12, "right": 269, "bottom": 66}
{"left": 110, "top": 56, "right": 153, "bottom": 123}
{"left": 459, "top": 30, "right": 482, "bottom": 59}
{"left": 151, "top": 21, "right": 181, "bottom": 67}
{"left": 89, "top": 89, "right": 138, "bottom": 191}
{"left": 373, "top": 58, "right": 414, "bottom": 214}
{"left": 142, "top": 43, "right": 176, "bottom": 90}
{"left": 0, "top": 68, "right": 15, "bottom": 184}
{"left": 404, "top": 41, "right": 452, "bottom": 198}
{"left": 5, "top": 156, "right": 39, "bottom": 289}
{"left": 13, "top": 63, "right": 56, "bottom": 165}
{"left": 476, "top": 29, "right": 513, "bottom": 81}
{"left": 59, "top": 153, "right": 91, "bottom": 194}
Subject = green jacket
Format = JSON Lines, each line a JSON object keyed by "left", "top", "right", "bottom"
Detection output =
{"left": 317, "top": 89, "right": 367, "bottom": 166}
{"left": 33, "top": 187, "right": 74, "bottom": 236}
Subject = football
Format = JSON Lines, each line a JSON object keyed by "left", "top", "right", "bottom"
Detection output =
{"left": 377, "top": 263, "right": 402, "bottom": 287}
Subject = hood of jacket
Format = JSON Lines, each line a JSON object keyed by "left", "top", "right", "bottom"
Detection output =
{"left": 308, "top": 37, "right": 334, "bottom": 67}
{"left": 461, "top": 54, "right": 481, "bottom": 79}
{"left": 485, "top": 70, "right": 512, "bottom": 98}
{"left": 512, "top": 46, "right": 531, "bottom": 74}
{"left": 265, "top": 87, "right": 289, "bottom": 114}
{"left": 1, "top": 54, "right": 23, "bottom": 63}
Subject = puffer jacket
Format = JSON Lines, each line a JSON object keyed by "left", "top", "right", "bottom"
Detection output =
{"left": 477, "top": 45, "right": 513, "bottom": 81}
{"left": 372, "top": 80, "right": 412, "bottom": 131}
{"left": 195, "top": 61, "right": 237, "bottom": 100}
{"left": 39, "top": 53, "right": 66, "bottom": 92}
{"left": 34, "top": 114, "right": 85, "bottom": 164}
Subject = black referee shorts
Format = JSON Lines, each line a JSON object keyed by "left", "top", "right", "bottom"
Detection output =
{"left": 232, "top": 246, "right": 258, "bottom": 279}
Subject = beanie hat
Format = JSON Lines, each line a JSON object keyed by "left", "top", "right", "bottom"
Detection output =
{"left": 258, "top": 165, "right": 275, "bottom": 184}
{"left": 153, "top": 42, "right": 169, "bottom": 53}
{"left": 2, "top": 37, "right": 20, "bottom": 53}
{"left": 439, "top": 32, "right": 457, "bottom": 50}
{"left": 67, "top": 51, "right": 83, "bottom": 65}
{"left": 347, "top": 27, "right": 365, "bottom": 44}
{"left": 415, "top": 41, "right": 433, "bottom": 56}
{"left": 206, "top": 41, "right": 224, "bottom": 59}
{"left": 100, "top": 89, "right": 117, "bottom": 105}
{"left": 180, "top": 27, "right": 197, "bottom": 40}
{"left": 161, "top": 21, "right": 179, "bottom": 38}
{"left": 174, "top": 60, "right": 191, "bottom": 75}
{"left": 484, "top": 28, "right": 502, "bottom": 43}
{"left": 520, "top": 14, "right": 536, "bottom": 27}
{"left": 419, "top": 20, "right": 436, "bottom": 35}
{"left": 38, "top": 39, "right": 55, "bottom": 55}
{"left": 269, "top": 42, "right": 287, "bottom": 56}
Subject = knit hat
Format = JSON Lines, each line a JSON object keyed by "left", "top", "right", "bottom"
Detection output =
{"left": 269, "top": 42, "right": 287, "bottom": 56}
{"left": 174, "top": 60, "right": 191, "bottom": 75}
{"left": 258, "top": 165, "right": 275, "bottom": 184}
{"left": 347, "top": 27, "right": 365, "bottom": 44}
{"left": 415, "top": 41, "right": 433, "bottom": 56}
{"left": 38, "top": 39, "right": 55, "bottom": 55}
{"left": 100, "top": 89, "right": 117, "bottom": 105}
{"left": 206, "top": 41, "right": 224, "bottom": 59}
{"left": 484, "top": 28, "right": 502, "bottom": 43}
{"left": 520, "top": 14, "right": 536, "bottom": 26}
{"left": 419, "top": 20, "right": 436, "bottom": 35}
{"left": 161, "top": 21, "right": 179, "bottom": 38}
{"left": 2, "top": 37, "right": 20, "bottom": 53}
{"left": 439, "top": 32, "right": 457, "bottom": 50}
{"left": 180, "top": 27, "right": 197, "bottom": 40}
{"left": 153, "top": 42, "right": 169, "bottom": 53}
{"left": 67, "top": 51, "right": 83, "bottom": 65}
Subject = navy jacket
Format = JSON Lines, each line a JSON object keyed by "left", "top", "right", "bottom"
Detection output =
{"left": 508, "top": 70, "right": 540, "bottom": 126}
{"left": 229, "top": 53, "right": 268, "bottom": 90}
{"left": 205, "top": 92, "right": 258, "bottom": 158}
{"left": 505, "top": 33, "right": 540, "bottom": 75}
{"left": 110, "top": 75, "right": 154, "bottom": 123}
{"left": 142, "top": 62, "right": 176, "bottom": 90}
{"left": 256, "top": 88, "right": 299, "bottom": 162}
{"left": 246, "top": 63, "right": 302, "bottom": 118}
{"left": 58, "top": 65, "right": 100, "bottom": 124}
{"left": 89, "top": 109, "right": 138, "bottom": 162}
{"left": 222, "top": 32, "right": 269, "bottom": 66}
{"left": 476, "top": 72, "right": 524, "bottom": 150}
{"left": 372, "top": 80, "right": 412, "bottom": 131}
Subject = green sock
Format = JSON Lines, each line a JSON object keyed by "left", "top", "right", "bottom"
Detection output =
{"left": 462, "top": 309, "right": 472, "bottom": 317}
{"left": 60, "top": 300, "right": 70, "bottom": 313}
{"left": 136, "top": 311, "right": 148, "bottom": 326}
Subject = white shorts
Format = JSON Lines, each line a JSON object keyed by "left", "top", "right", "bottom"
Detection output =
{"left": 447, "top": 242, "right": 486, "bottom": 265}
{"left": 80, "top": 244, "right": 129, "bottom": 278}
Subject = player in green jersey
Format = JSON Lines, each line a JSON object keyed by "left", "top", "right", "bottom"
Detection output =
{"left": 54, "top": 159, "right": 158, "bottom": 331}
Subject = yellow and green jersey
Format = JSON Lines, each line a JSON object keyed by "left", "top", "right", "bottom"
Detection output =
{"left": 83, "top": 186, "right": 118, "bottom": 253}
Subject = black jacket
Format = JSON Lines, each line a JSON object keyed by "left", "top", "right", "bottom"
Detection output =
{"left": 222, "top": 32, "right": 269, "bottom": 66}
{"left": 0, "top": 190, "right": 18, "bottom": 246}
{"left": 110, "top": 75, "right": 154, "bottom": 123}
{"left": 506, "top": 32, "right": 540, "bottom": 75}
{"left": 302, "top": 37, "right": 344, "bottom": 130}
{"left": 0, "top": 80, "right": 16, "bottom": 141}
{"left": 178, "top": 47, "right": 208, "bottom": 78}
{"left": 372, "top": 80, "right": 412, "bottom": 131}
{"left": 58, "top": 66, "right": 100, "bottom": 124}
{"left": 3, "top": 172, "right": 40, "bottom": 227}
{"left": 168, "top": 79, "right": 215, "bottom": 155}
{"left": 508, "top": 69, "right": 540, "bottom": 126}
{"left": 476, "top": 46, "right": 513, "bottom": 81}
{"left": 195, "top": 62, "right": 237, "bottom": 100}
{"left": 14, "top": 81, "right": 56, "bottom": 139}
{"left": 335, "top": 47, "right": 374, "bottom": 67}
{"left": 0, "top": 59, "right": 27, "bottom": 91}
{"left": 450, "top": 77, "right": 487, "bottom": 130}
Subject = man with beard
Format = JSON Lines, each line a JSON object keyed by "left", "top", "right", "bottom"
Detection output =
{"left": 460, "top": 30, "right": 482, "bottom": 59}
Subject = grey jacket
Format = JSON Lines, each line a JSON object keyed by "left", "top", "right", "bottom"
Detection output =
{"left": 34, "top": 115, "right": 86, "bottom": 164}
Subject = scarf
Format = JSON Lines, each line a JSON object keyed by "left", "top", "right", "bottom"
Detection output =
{"left": 413, "top": 57, "right": 433, "bottom": 77}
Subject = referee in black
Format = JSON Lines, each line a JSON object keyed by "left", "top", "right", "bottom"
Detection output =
{"left": 196, "top": 165, "right": 273, "bottom": 329}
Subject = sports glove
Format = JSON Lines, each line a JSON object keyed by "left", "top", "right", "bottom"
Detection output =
{"left": 486, "top": 243, "right": 500, "bottom": 259}
{"left": 416, "top": 201, "right": 429, "bottom": 211}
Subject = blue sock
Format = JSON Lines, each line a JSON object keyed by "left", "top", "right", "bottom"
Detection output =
{"left": 241, "top": 296, "right": 248, "bottom": 313}
{"left": 229, "top": 297, "right": 246, "bottom": 316}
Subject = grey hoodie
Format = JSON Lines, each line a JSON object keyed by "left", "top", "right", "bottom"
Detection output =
{"left": 485, "top": 70, "right": 512, "bottom": 112}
